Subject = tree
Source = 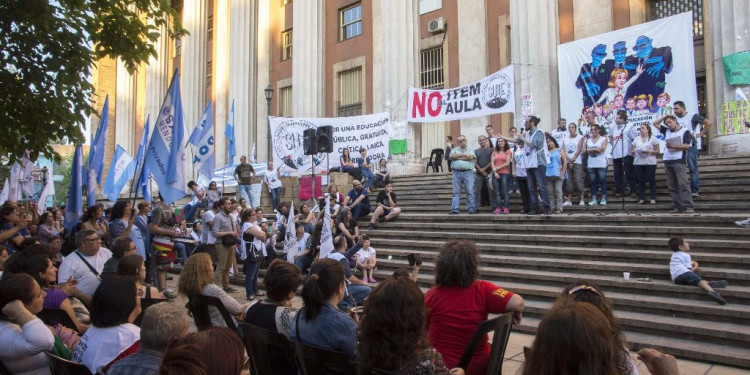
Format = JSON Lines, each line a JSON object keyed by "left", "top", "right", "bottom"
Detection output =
{"left": 0, "top": 0, "right": 186, "bottom": 163}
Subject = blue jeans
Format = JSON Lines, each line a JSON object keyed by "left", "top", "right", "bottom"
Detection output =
{"left": 526, "top": 166, "right": 551, "bottom": 213}
{"left": 238, "top": 184, "right": 253, "bottom": 207}
{"left": 588, "top": 167, "right": 608, "bottom": 199}
{"left": 492, "top": 173, "right": 511, "bottom": 209}
{"left": 351, "top": 203, "right": 371, "bottom": 220}
{"left": 182, "top": 203, "right": 199, "bottom": 221}
{"left": 338, "top": 283, "right": 372, "bottom": 311}
{"left": 634, "top": 164, "right": 657, "bottom": 201}
{"left": 294, "top": 253, "right": 315, "bottom": 274}
{"left": 688, "top": 144, "right": 700, "bottom": 193}
{"left": 270, "top": 187, "right": 282, "bottom": 210}
{"left": 172, "top": 242, "right": 187, "bottom": 264}
{"left": 451, "top": 170, "right": 476, "bottom": 213}
{"left": 244, "top": 258, "right": 261, "bottom": 297}
{"left": 361, "top": 168, "right": 375, "bottom": 190}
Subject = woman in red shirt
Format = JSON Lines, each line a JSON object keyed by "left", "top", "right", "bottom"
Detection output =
{"left": 425, "top": 240, "right": 525, "bottom": 375}
{"left": 490, "top": 138, "right": 513, "bottom": 214}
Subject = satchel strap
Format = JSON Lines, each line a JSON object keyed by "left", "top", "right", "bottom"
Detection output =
{"left": 75, "top": 250, "right": 101, "bottom": 279}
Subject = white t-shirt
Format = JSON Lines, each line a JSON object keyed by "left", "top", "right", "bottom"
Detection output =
{"left": 72, "top": 323, "right": 140, "bottom": 374}
{"left": 563, "top": 134, "right": 583, "bottom": 164}
{"left": 0, "top": 318, "right": 54, "bottom": 375}
{"left": 264, "top": 169, "right": 282, "bottom": 190}
{"left": 297, "top": 233, "right": 311, "bottom": 253}
{"left": 610, "top": 123, "right": 636, "bottom": 159}
{"left": 551, "top": 128, "right": 567, "bottom": 146}
{"left": 356, "top": 247, "right": 376, "bottom": 261}
{"left": 632, "top": 136, "right": 660, "bottom": 166}
{"left": 586, "top": 137, "right": 608, "bottom": 169}
{"left": 669, "top": 251, "right": 693, "bottom": 281}
{"left": 663, "top": 127, "right": 689, "bottom": 162}
{"left": 202, "top": 210, "right": 216, "bottom": 244}
{"left": 57, "top": 248, "right": 113, "bottom": 297}
{"left": 513, "top": 147, "right": 527, "bottom": 178}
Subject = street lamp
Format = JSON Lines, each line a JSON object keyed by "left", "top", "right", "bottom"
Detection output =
{"left": 264, "top": 84, "right": 274, "bottom": 161}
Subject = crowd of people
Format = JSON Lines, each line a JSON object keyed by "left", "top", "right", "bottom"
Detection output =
{"left": 447, "top": 100, "right": 710, "bottom": 215}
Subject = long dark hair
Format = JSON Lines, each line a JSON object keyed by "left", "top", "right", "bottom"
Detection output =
{"left": 109, "top": 200, "right": 130, "bottom": 221}
{"left": 90, "top": 276, "right": 138, "bottom": 327}
{"left": 0, "top": 206, "right": 16, "bottom": 225}
{"left": 300, "top": 259, "right": 345, "bottom": 321}
{"left": 117, "top": 254, "right": 145, "bottom": 284}
{"left": 434, "top": 240, "right": 479, "bottom": 288}
{"left": 341, "top": 149, "right": 350, "bottom": 162}
{"left": 523, "top": 302, "right": 627, "bottom": 375}
{"left": 161, "top": 327, "right": 244, "bottom": 375}
{"left": 0, "top": 273, "right": 39, "bottom": 310}
{"left": 494, "top": 137, "right": 509, "bottom": 152}
{"left": 81, "top": 205, "right": 100, "bottom": 223}
{"left": 359, "top": 277, "right": 428, "bottom": 371}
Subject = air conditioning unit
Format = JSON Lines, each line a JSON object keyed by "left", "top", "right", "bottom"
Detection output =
{"left": 428, "top": 17, "right": 446, "bottom": 34}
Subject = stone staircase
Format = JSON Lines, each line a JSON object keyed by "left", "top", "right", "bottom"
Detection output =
{"left": 364, "top": 154, "right": 750, "bottom": 369}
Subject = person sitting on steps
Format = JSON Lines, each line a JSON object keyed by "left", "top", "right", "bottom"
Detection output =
{"left": 368, "top": 182, "right": 401, "bottom": 230}
{"left": 668, "top": 237, "right": 728, "bottom": 305}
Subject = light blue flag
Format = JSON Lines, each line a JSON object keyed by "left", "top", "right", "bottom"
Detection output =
{"left": 88, "top": 95, "right": 109, "bottom": 185}
{"left": 145, "top": 69, "right": 188, "bottom": 205}
{"left": 64, "top": 145, "right": 84, "bottom": 231}
{"left": 86, "top": 166, "right": 97, "bottom": 207}
{"left": 225, "top": 99, "right": 236, "bottom": 165}
{"left": 192, "top": 102, "right": 215, "bottom": 180}
{"left": 188, "top": 101, "right": 213, "bottom": 146}
{"left": 102, "top": 145, "right": 137, "bottom": 201}
{"left": 136, "top": 116, "right": 152, "bottom": 202}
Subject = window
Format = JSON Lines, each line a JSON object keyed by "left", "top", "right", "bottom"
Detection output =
{"left": 282, "top": 30, "right": 293, "bottom": 60}
{"left": 649, "top": 0, "right": 703, "bottom": 37}
{"left": 419, "top": 0, "right": 442, "bottom": 15}
{"left": 174, "top": 38, "right": 182, "bottom": 57}
{"left": 279, "top": 86, "right": 293, "bottom": 117}
{"left": 340, "top": 3, "right": 362, "bottom": 41}
{"left": 420, "top": 46, "right": 444, "bottom": 89}
{"left": 338, "top": 67, "right": 362, "bottom": 117}
{"left": 206, "top": 61, "right": 212, "bottom": 92}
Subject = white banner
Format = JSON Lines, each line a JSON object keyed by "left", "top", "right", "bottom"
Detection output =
{"left": 269, "top": 113, "right": 390, "bottom": 174}
{"left": 558, "top": 12, "right": 697, "bottom": 134}
{"left": 407, "top": 65, "right": 515, "bottom": 122}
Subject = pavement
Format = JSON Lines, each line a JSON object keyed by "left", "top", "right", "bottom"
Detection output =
{"left": 163, "top": 274, "right": 750, "bottom": 375}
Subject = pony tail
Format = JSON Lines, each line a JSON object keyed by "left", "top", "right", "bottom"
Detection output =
{"left": 647, "top": 94, "right": 653, "bottom": 110}
{"left": 300, "top": 273, "right": 325, "bottom": 321}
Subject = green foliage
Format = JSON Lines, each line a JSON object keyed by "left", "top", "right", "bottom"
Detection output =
{"left": 0, "top": 0, "right": 186, "bottom": 163}
{"left": 54, "top": 151, "right": 76, "bottom": 204}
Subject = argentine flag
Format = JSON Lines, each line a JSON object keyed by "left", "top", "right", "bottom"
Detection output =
{"left": 145, "top": 69, "right": 188, "bottom": 205}
{"left": 64, "top": 145, "right": 84, "bottom": 231}
{"left": 191, "top": 101, "right": 215, "bottom": 180}
{"left": 103, "top": 145, "right": 137, "bottom": 201}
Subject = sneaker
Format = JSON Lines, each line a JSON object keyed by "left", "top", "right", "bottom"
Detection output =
{"left": 650, "top": 200, "right": 656, "bottom": 204}
{"left": 449, "top": 210, "right": 459, "bottom": 215}
{"left": 579, "top": 201, "right": 585, "bottom": 207}
{"left": 247, "top": 295, "right": 255, "bottom": 301}
{"left": 734, "top": 218, "right": 750, "bottom": 227}
{"left": 367, "top": 224, "right": 374, "bottom": 230}
{"left": 562, "top": 200, "right": 572, "bottom": 207}
{"left": 684, "top": 208, "right": 695, "bottom": 214}
{"left": 669, "top": 208, "right": 684, "bottom": 214}
{"left": 554, "top": 210, "right": 562, "bottom": 214}
{"left": 503, "top": 207, "right": 509, "bottom": 214}
{"left": 369, "top": 277, "right": 377, "bottom": 283}
{"left": 600, "top": 198, "right": 607, "bottom": 206}
{"left": 468, "top": 211, "right": 478, "bottom": 214}
{"left": 637, "top": 200, "right": 645, "bottom": 204}
{"left": 692, "top": 192, "right": 700, "bottom": 197}
{"left": 493, "top": 207, "right": 501, "bottom": 214}
{"left": 588, "top": 199, "right": 597, "bottom": 206}
{"left": 708, "top": 290, "right": 727, "bottom": 305}
{"left": 708, "top": 280, "right": 728, "bottom": 289}
{"left": 378, "top": 217, "right": 386, "bottom": 223}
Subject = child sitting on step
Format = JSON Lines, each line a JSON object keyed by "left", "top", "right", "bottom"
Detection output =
{"left": 668, "top": 237, "right": 728, "bottom": 305}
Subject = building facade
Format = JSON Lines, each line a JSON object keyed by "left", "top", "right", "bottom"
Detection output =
{"left": 90, "top": 0, "right": 749, "bottom": 180}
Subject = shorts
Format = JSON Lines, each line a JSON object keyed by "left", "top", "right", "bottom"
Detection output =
{"left": 152, "top": 237, "right": 176, "bottom": 271}
{"left": 674, "top": 271, "right": 702, "bottom": 286}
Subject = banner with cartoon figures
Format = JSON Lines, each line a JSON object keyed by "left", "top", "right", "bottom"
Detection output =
{"left": 558, "top": 12, "right": 698, "bottom": 136}
{"left": 407, "top": 65, "right": 515, "bottom": 122}
{"left": 269, "top": 113, "right": 390, "bottom": 174}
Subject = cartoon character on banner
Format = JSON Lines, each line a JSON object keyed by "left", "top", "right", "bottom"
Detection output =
{"left": 576, "top": 44, "right": 610, "bottom": 108}
{"left": 624, "top": 35, "right": 673, "bottom": 104}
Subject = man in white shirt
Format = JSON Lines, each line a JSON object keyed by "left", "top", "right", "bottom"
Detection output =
{"left": 263, "top": 161, "right": 283, "bottom": 211}
{"left": 57, "top": 229, "right": 113, "bottom": 298}
{"left": 202, "top": 201, "right": 220, "bottom": 264}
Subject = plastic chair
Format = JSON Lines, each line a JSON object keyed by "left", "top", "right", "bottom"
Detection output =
{"left": 425, "top": 148, "right": 444, "bottom": 173}
{"left": 457, "top": 313, "right": 514, "bottom": 375}
{"left": 133, "top": 298, "right": 169, "bottom": 327}
{"left": 46, "top": 352, "right": 93, "bottom": 375}
{"left": 186, "top": 293, "right": 239, "bottom": 333}
{"left": 294, "top": 341, "right": 358, "bottom": 375}
{"left": 239, "top": 323, "right": 298, "bottom": 375}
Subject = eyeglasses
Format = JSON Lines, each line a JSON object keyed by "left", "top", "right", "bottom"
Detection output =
{"left": 83, "top": 238, "right": 101, "bottom": 243}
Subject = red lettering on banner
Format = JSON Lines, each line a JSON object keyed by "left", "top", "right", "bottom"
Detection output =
{"left": 428, "top": 92, "right": 442, "bottom": 117}
{"left": 412, "top": 92, "right": 443, "bottom": 118}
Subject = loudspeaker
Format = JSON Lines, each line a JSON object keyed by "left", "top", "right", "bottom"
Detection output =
{"left": 316, "top": 125, "right": 334, "bottom": 153}
{"left": 303, "top": 128, "right": 317, "bottom": 155}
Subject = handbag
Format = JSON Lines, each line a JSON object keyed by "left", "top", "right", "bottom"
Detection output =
{"left": 221, "top": 234, "right": 237, "bottom": 247}
{"left": 247, "top": 242, "right": 265, "bottom": 262}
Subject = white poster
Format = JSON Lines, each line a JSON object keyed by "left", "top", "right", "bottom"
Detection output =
{"left": 558, "top": 12, "right": 697, "bottom": 135}
{"left": 269, "top": 113, "right": 390, "bottom": 174}
{"left": 408, "top": 65, "right": 515, "bottom": 122}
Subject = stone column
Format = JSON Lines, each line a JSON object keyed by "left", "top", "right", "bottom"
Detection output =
{"left": 255, "top": 0, "right": 271, "bottom": 162}
{"left": 510, "top": 0, "right": 560, "bottom": 131}
{"left": 372, "top": 0, "right": 420, "bottom": 174}
{"left": 573, "top": 0, "right": 613, "bottom": 39}
{"left": 228, "top": 0, "right": 257, "bottom": 160}
{"left": 457, "top": 0, "right": 489, "bottom": 146}
{"left": 707, "top": 0, "right": 750, "bottom": 155}
{"left": 144, "top": 24, "right": 169, "bottom": 136}
{"left": 292, "top": 1, "right": 325, "bottom": 117}
{"left": 115, "top": 60, "right": 136, "bottom": 155}
{"left": 214, "top": 0, "right": 231, "bottom": 166}
{"left": 181, "top": 0, "right": 208, "bottom": 152}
